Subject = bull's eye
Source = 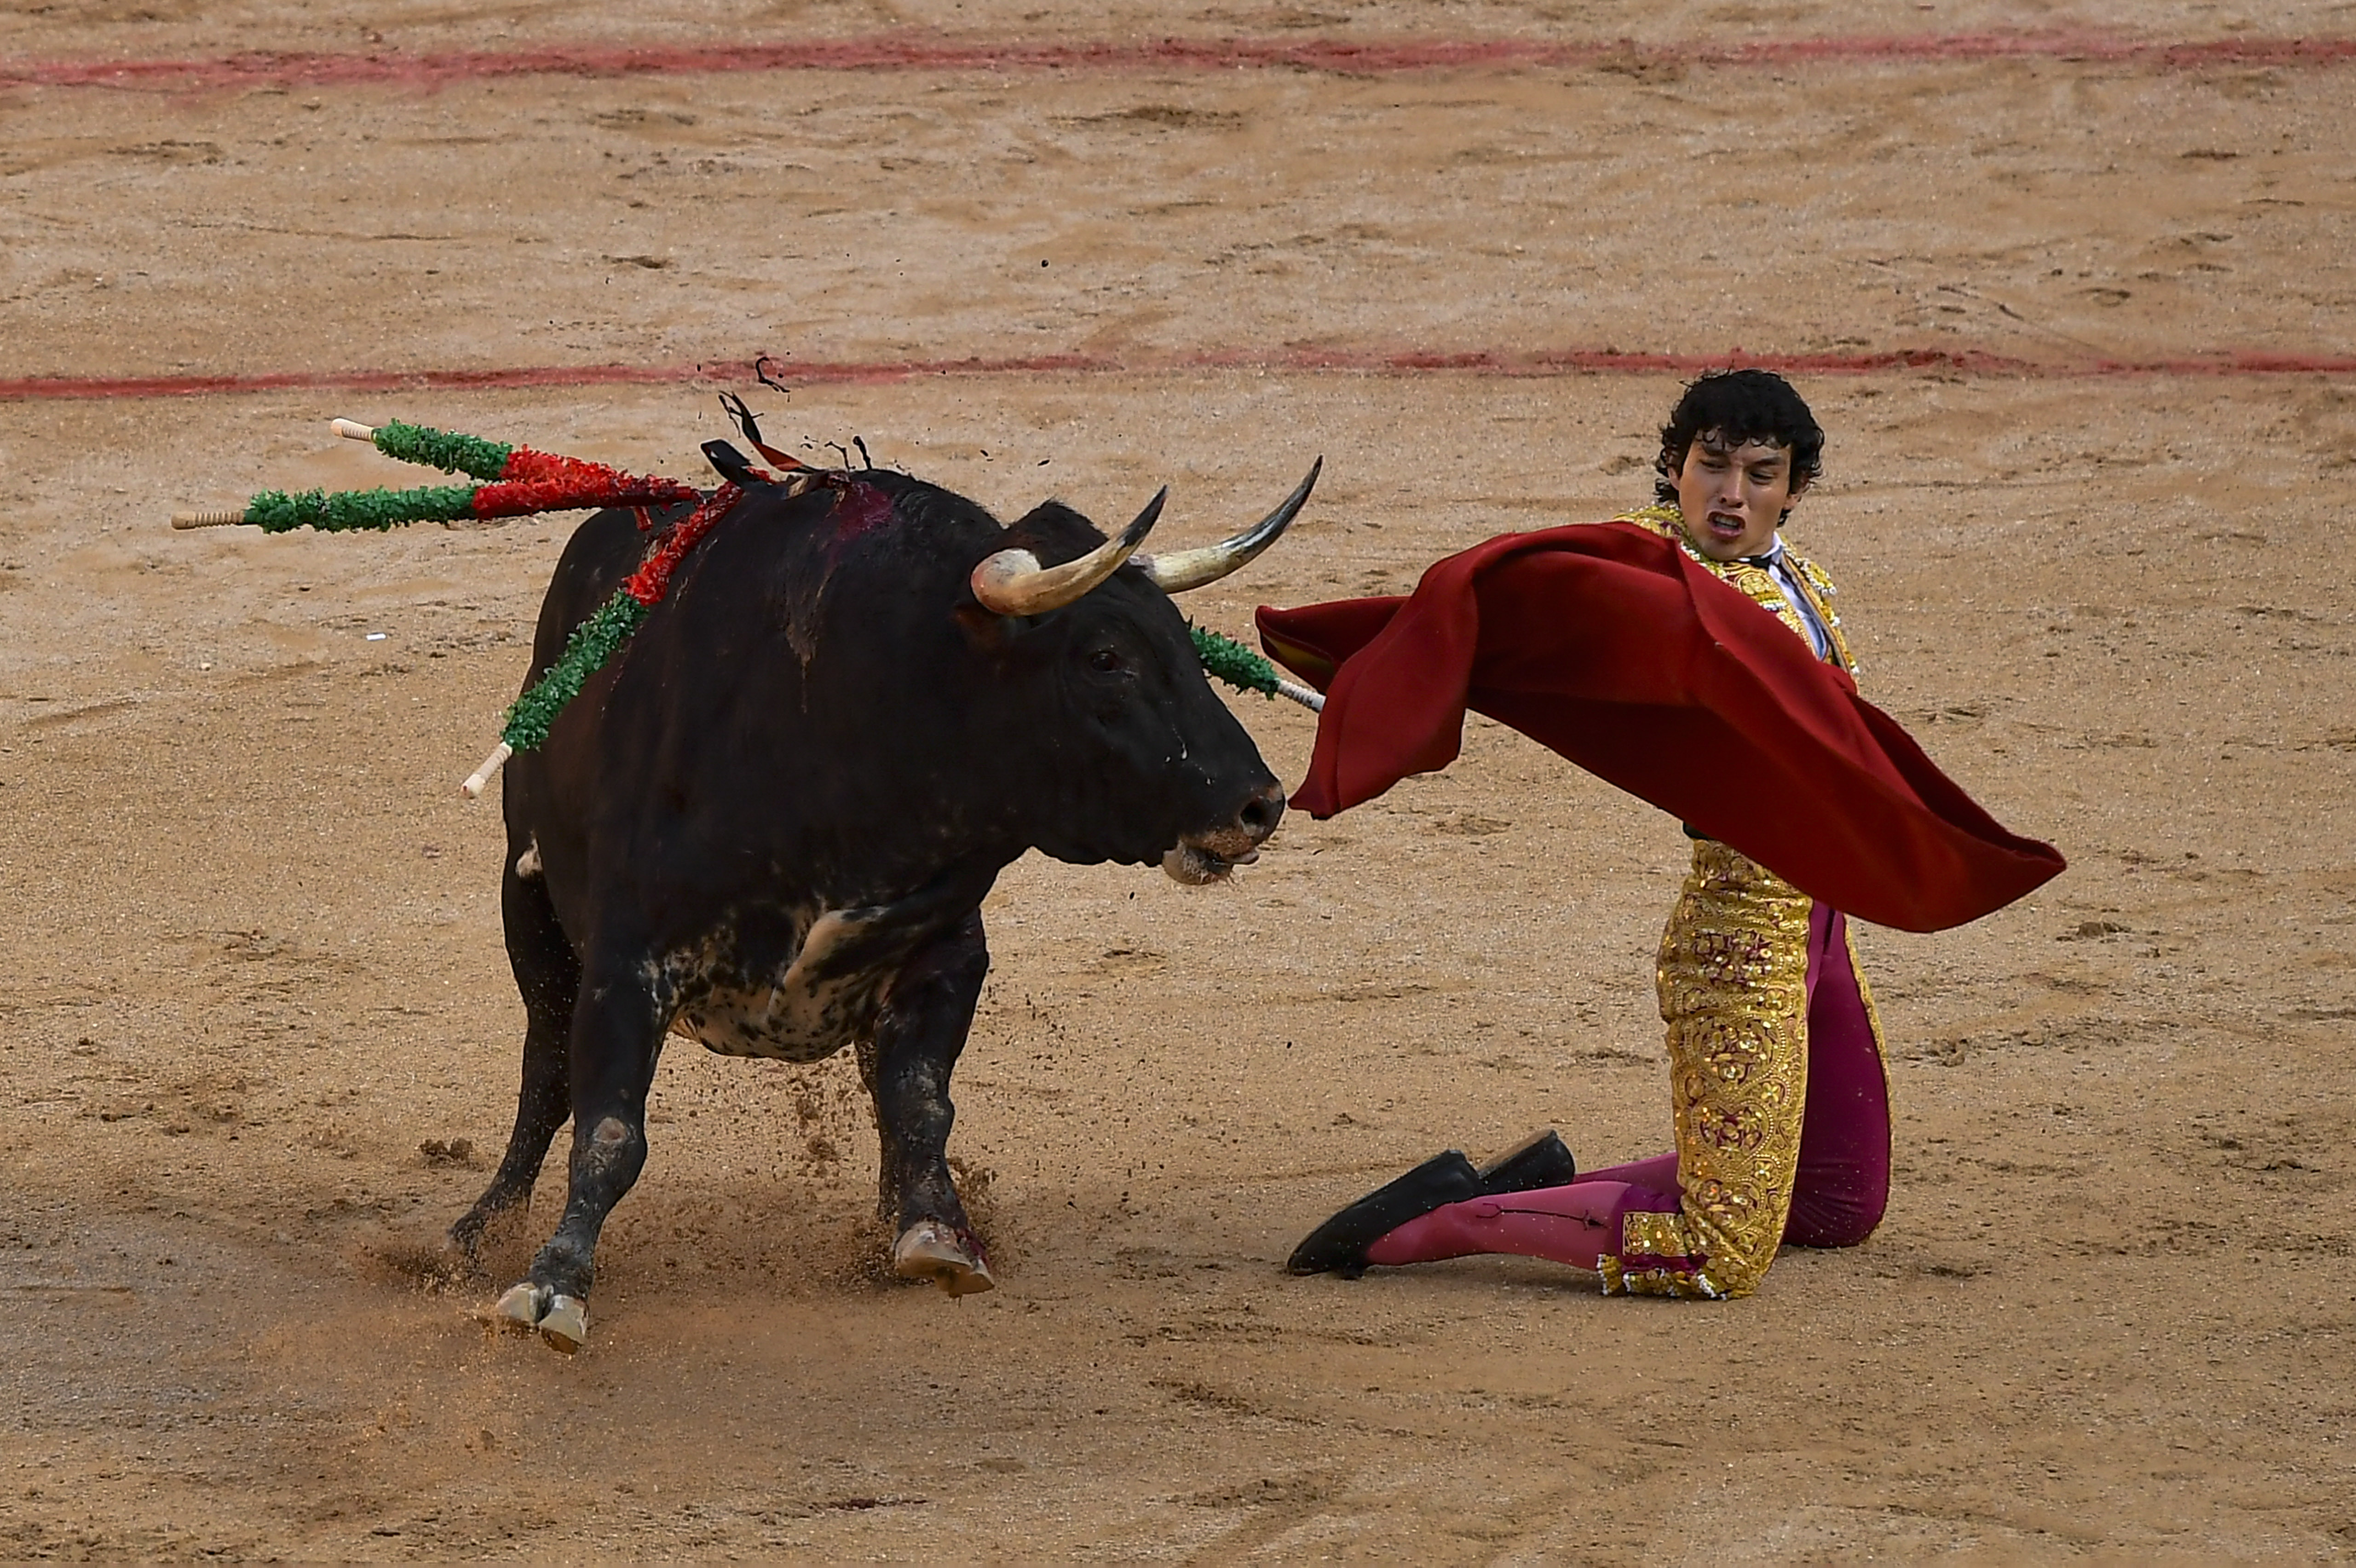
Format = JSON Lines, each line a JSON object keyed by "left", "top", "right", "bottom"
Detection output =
{"left": 1088, "top": 648, "right": 1126, "bottom": 674}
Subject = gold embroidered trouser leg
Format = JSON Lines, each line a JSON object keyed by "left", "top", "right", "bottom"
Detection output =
{"left": 1600, "top": 839, "right": 1815, "bottom": 1299}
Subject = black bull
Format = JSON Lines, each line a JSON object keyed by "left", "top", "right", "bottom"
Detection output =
{"left": 454, "top": 463, "right": 1313, "bottom": 1351}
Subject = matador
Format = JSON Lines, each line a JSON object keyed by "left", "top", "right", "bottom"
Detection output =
{"left": 1267, "top": 369, "right": 2063, "bottom": 1298}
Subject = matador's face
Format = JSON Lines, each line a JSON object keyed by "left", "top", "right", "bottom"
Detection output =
{"left": 1671, "top": 432, "right": 1807, "bottom": 563}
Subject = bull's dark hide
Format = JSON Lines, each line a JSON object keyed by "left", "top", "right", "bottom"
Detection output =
{"left": 454, "top": 469, "right": 1286, "bottom": 1344}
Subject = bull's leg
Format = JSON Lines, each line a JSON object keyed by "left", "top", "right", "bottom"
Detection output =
{"left": 491, "top": 942, "right": 670, "bottom": 1352}
{"left": 869, "top": 911, "right": 994, "bottom": 1296}
{"left": 452, "top": 857, "right": 581, "bottom": 1262}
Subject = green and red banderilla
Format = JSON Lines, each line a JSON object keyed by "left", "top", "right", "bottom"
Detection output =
{"left": 168, "top": 419, "right": 701, "bottom": 533}
{"left": 169, "top": 414, "right": 1318, "bottom": 799}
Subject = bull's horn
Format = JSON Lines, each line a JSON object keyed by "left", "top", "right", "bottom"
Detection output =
{"left": 969, "top": 487, "right": 1167, "bottom": 616}
{"left": 1135, "top": 458, "right": 1321, "bottom": 594}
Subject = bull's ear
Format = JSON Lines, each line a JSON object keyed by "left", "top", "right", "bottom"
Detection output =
{"left": 973, "top": 493, "right": 1161, "bottom": 617}
{"left": 951, "top": 598, "right": 1026, "bottom": 650}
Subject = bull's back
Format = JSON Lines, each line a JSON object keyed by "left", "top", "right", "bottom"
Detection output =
{"left": 525, "top": 504, "right": 690, "bottom": 682}
{"left": 504, "top": 480, "right": 1006, "bottom": 903}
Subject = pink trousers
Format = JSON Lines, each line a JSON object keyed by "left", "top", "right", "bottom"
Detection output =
{"left": 1365, "top": 903, "right": 1890, "bottom": 1279}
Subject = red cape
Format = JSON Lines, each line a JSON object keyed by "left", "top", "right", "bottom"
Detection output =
{"left": 1256, "top": 521, "right": 2063, "bottom": 933}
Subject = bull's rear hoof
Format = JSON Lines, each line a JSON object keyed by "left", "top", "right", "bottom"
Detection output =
{"left": 485, "top": 1281, "right": 589, "bottom": 1352}
{"left": 893, "top": 1220, "right": 996, "bottom": 1297}
{"left": 432, "top": 1238, "right": 490, "bottom": 1286}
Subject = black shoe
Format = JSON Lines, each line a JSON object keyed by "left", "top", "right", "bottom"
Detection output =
{"left": 1476, "top": 1129, "right": 1577, "bottom": 1195}
{"left": 1286, "top": 1150, "right": 1483, "bottom": 1277}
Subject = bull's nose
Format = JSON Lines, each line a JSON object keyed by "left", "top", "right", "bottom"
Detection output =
{"left": 1236, "top": 783, "right": 1286, "bottom": 844}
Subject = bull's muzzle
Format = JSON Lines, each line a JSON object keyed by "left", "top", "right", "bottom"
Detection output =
{"left": 1162, "top": 782, "right": 1287, "bottom": 885}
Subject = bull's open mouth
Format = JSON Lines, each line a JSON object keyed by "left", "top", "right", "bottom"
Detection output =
{"left": 1161, "top": 840, "right": 1261, "bottom": 885}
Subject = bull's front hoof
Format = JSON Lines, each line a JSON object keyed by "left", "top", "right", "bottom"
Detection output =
{"left": 486, "top": 1281, "right": 590, "bottom": 1353}
{"left": 536, "top": 1294, "right": 589, "bottom": 1354}
{"left": 892, "top": 1220, "right": 996, "bottom": 1297}
{"left": 490, "top": 1281, "right": 549, "bottom": 1329}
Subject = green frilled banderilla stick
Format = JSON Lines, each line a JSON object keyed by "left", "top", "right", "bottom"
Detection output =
{"left": 167, "top": 419, "right": 701, "bottom": 533}
{"left": 168, "top": 415, "right": 1325, "bottom": 799}
{"left": 1190, "top": 624, "right": 1324, "bottom": 711}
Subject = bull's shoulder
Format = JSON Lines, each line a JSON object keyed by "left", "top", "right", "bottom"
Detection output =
{"left": 529, "top": 504, "right": 693, "bottom": 659}
{"left": 551, "top": 506, "right": 672, "bottom": 600}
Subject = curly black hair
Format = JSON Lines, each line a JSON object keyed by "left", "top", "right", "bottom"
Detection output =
{"left": 1652, "top": 369, "right": 1825, "bottom": 507}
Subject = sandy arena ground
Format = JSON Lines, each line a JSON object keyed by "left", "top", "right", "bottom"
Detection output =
{"left": 3, "top": 2, "right": 2354, "bottom": 1559}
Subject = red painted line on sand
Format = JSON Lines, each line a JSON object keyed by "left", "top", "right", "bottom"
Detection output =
{"left": 5, "top": 346, "right": 2353, "bottom": 403}
{"left": 3, "top": 31, "right": 2351, "bottom": 93}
